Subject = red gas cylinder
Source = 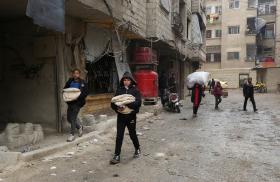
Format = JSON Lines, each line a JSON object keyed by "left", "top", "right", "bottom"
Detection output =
{"left": 133, "top": 47, "right": 158, "bottom": 65}
{"left": 134, "top": 70, "right": 158, "bottom": 101}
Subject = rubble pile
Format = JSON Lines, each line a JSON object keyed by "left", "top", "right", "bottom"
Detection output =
{"left": 0, "top": 123, "right": 44, "bottom": 149}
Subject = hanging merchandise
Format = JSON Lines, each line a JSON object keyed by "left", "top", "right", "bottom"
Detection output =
{"left": 26, "top": 0, "right": 65, "bottom": 32}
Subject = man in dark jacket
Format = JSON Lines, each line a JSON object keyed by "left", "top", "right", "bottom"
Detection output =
{"left": 64, "top": 68, "right": 88, "bottom": 142}
{"left": 110, "top": 72, "right": 142, "bottom": 164}
{"left": 159, "top": 71, "right": 168, "bottom": 106}
{"left": 168, "top": 73, "right": 177, "bottom": 93}
{"left": 243, "top": 77, "right": 257, "bottom": 112}
{"left": 191, "top": 83, "right": 204, "bottom": 117}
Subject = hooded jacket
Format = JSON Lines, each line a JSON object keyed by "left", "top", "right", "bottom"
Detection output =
{"left": 243, "top": 82, "right": 254, "bottom": 97}
{"left": 111, "top": 72, "right": 142, "bottom": 114}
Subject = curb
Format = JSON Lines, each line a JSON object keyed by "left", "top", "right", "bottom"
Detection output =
{"left": 20, "top": 112, "right": 154, "bottom": 162}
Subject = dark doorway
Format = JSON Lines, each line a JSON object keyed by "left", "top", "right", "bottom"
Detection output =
{"left": 86, "top": 54, "right": 118, "bottom": 95}
{"left": 239, "top": 73, "right": 249, "bottom": 88}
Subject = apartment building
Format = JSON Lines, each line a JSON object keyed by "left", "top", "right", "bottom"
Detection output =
{"left": 203, "top": 0, "right": 280, "bottom": 91}
{"left": 202, "top": 0, "right": 258, "bottom": 88}
{"left": 254, "top": 0, "right": 280, "bottom": 91}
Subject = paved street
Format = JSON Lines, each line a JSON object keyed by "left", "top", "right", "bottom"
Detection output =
{"left": 1, "top": 90, "right": 280, "bottom": 182}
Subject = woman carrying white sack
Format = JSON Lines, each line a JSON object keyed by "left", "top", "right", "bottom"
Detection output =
{"left": 110, "top": 72, "right": 142, "bottom": 164}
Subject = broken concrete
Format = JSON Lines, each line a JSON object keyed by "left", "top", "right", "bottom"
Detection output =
{"left": 0, "top": 123, "right": 44, "bottom": 149}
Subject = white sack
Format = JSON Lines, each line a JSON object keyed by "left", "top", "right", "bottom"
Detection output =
{"left": 63, "top": 88, "right": 81, "bottom": 102}
{"left": 186, "top": 72, "right": 209, "bottom": 88}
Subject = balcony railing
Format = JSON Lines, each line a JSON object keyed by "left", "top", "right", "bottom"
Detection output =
{"left": 258, "top": 4, "right": 276, "bottom": 15}
{"left": 171, "top": 12, "right": 184, "bottom": 35}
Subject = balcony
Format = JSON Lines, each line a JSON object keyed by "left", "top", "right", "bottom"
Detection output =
{"left": 206, "top": 14, "right": 222, "bottom": 25}
{"left": 171, "top": 12, "right": 184, "bottom": 36}
{"left": 191, "top": 0, "right": 205, "bottom": 14}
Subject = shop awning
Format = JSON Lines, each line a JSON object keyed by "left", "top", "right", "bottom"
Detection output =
{"left": 26, "top": 0, "right": 65, "bottom": 32}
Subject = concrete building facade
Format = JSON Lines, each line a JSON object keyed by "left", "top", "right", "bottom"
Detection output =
{"left": 0, "top": 0, "right": 206, "bottom": 140}
{"left": 202, "top": 0, "right": 257, "bottom": 88}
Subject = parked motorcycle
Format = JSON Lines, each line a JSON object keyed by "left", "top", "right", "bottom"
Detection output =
{"left": 163, "top": 87, "right": 181, "bottom": 113}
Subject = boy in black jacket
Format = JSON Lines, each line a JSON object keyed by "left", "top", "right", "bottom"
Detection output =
{"left": 110, "top": 72, "right": 142, "bottom": 164}
{"left": 64, "top": 69, "right": 88, "bottom": 142}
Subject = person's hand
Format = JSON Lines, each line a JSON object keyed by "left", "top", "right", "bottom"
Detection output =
{"left": 117, "top": 106, "right": 125, "bottom": 112}
{"left": 202, "top": 94, "right": 205, "bottom": 97}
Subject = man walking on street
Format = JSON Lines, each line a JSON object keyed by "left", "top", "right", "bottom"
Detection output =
{"left": 191, "top": 83, "right": 204, "bottom": 117}
{"left": 110, "top": 72, "right": 142, "bottom": 164}
{"left": 159, "top": 71, "right": 168, "bottom": 106}
{"left": 64, "top": 68, "right": 88, "bottom": 142}
{"left": 168, "top": 73, "right": 177, "bottom": 93}
{"left": 243, "top": 77, "right": 257, "bottom": 112}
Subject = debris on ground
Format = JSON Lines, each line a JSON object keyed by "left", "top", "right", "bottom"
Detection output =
{"left": 67, "top": 152, "right": 75, "bottom": 156}
{"left": 136, "top": 132, "right": 143, "bottom": 136}
{"left": 142, "top": 126, "right": 150, "bottom": 130}
{"left": 154, "top": 153, "right": 165, "bottom": 159}
{"left": 50, "top": 173, "right": 56, "bottom": 176}
{"left": 113, "top": 174, "right": 119, "bottom": 177}
{"left": 50, "top": 166, "right": 56, "bottom": 170}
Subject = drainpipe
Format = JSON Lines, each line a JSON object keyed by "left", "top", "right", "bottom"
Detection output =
{"left": 54, "top": 35, "right": 63, "bottom": 133}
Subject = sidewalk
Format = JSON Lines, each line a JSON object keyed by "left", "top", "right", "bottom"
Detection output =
{"left": 0, "top": 104, "right": 161, "bottom": 172}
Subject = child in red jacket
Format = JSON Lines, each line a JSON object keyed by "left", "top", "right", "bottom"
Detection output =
{"left": 213, "top": 81, "right": 223, "bottom": 109}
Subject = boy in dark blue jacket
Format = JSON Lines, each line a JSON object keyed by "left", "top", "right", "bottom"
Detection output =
{"left": 64, "top": 69, "right": 88, "bottom": 142}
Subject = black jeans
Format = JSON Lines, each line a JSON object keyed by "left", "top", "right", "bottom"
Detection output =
{"left": 243, "top": 96, "right": 257, "bottom": 111}
{"left": 115, "top": 114, "right": 140, "bottom": 155}
{"left": 193, "top": 105, "right": 200, "bottom": 114}
{"left": 67, "top": 104, "right": 81, "bottom": 135}
{"left": 215, "top": 96, "right": 222, "bottom": 108}
{"left": 160, "top": 89, "right": 166, "bottom": 106}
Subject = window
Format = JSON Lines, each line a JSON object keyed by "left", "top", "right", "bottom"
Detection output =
{"left": 214, "top": 53, "right": 221, "bottom": 62}
{"left": 227, "top": 52, "right": 240, "bottom": 60}
{"left": 229, "top": 0, "right": 240, "bottom": 9}
{"left": 246, "top": 17, "right": 256, "bottom": 34}
{"left": 248, "top": 0, "right": 256, "bottom": 8}
{"left": 246, "top": 44, "right": 256, "bottom": 61}
{"left": 206, "top": 53, "right": 221, "bottom": 62}
{"left": 258, "top": 3, "right": 276, "bottom": 15}
{"left": 263, "top": 47, "right": 273, "bottom": 53}
{"left": 160, "top": 0, "right": 171, "bottom": 13}
{"left": 206, "top": 30, "right": 212, "bottom": 38}
{"left": 265, "top": 23, "right": 275, "bottom": 38}
{"left": 206, "top": 53, "right": 211, "bottom": 62}
{"left": 215, "top": 6, "right": 222, "bottom": 14}
{"left": 215, "top": 30, "right": 222, "bottom": 37}
{"left": 228, "top": 26, "right": 240, "bottom": 34}
{"left": 206, "top": 6, "right": 212, "bottom": 14}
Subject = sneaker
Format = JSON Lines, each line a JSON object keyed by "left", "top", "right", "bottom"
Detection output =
{"left": 243, "top": 109, "right": 247, "bottom": 111}
{"left": 254, "top": 109, "right": 258, "bottom": 112}
{"left": 78, "top": 126, "right": 83, "bottom": 137}
{"left": 133, "top": 149, "right": 141, "bottom": 158}
{"left": 67, "top": 134, "right": 75, "bottom": 142}
{"left": 110, "top": 155, "right": 120, "bottom": 165}
{"left": 193, "top": 114, "right": 197, "bottom": 118}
